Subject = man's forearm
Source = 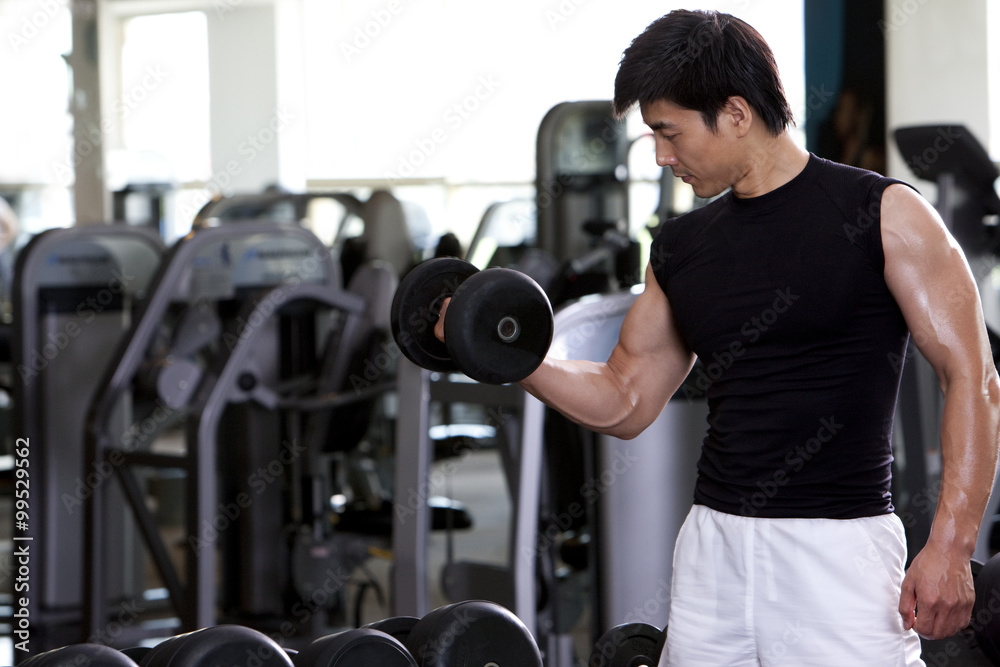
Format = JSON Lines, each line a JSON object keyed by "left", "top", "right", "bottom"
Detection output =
{"left": 519, "top": 357, "right": 645, "bottom": 439}
{"left": 927, "top": 373, "right": 1000, "bottom": 553}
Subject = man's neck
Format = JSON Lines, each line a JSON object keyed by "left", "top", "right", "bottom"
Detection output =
{"left": 730, "top": 133, "right": 810, "bottom": 199}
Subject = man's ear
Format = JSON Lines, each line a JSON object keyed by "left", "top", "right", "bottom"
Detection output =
{"left": 721, "top": 96, "right": 753, "bottom": 137}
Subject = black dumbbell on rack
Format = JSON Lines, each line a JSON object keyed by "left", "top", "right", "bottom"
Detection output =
{"left": 589, "top": 622, "right": 666, "bottom": 667}
{"left": 19, "top": 600, "right": 542, "bottom": 667}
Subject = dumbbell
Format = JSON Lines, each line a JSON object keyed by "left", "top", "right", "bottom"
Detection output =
{"left": 589, "top": 622, "right": 666, "bottom": 667}
{"left": 19, "top": 643, "right": 141, "bottom": 667}
{"left": 402, "top": 599, "right": 543, "bottom": 667}
{"left": 390, "top": 258, "right": 553, "bottom": 384}
{"left": 362, "top": 615, "right": 420, "bottom": 644}
{"left": 293, "top": 627, "right": 416, "bottom": 667}
{"left": 295, "top": 600, "right": 541, "bottom": 666}
{"left": 138, "top": 624, "right": 294, "bottom": 667}
{"left": 972, "top": 555, "right": 1000, "bottom": 664}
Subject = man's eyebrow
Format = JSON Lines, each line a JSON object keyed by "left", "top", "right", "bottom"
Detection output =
{"left": 647, "top": 120, "right": 677, "bottom": 131}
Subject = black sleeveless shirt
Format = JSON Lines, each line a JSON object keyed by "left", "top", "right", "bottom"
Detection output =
{"left": 651, "top": 154, "right": 911, "bottom": 519}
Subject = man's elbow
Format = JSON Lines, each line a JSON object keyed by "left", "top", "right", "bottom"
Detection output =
{"left": 596, "top": 423, "right": 644, "bottom": 441}
{"left": 591, "top": 404, "right": 658, "bottom": 441}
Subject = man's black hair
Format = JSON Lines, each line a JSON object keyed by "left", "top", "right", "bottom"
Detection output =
{"left": 614, "top": 9, "right": 794, "bottom": 136}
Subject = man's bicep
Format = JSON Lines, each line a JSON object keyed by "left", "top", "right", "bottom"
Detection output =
{"left": 611, "top": 264, "right": 696, "bottom": 405}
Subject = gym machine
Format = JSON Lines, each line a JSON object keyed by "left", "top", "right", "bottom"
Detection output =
{"left": 10, "top": 225, "right": 165, "bottom": 653}
{"left": 535, "top": 100, "right": 641, "bottom": 304}
{"left": 190, "top": 189, "right": 423, "bottom": 284}
{"left": 190, "top": 191, "right": 364, "bottom": 245}
{"left": 80, "top": 221, "right": 391, "bottom": 647}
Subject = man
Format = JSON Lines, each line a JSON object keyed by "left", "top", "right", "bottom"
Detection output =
{"left": 438, "top": 9, "right": 1000, "bottom": 665}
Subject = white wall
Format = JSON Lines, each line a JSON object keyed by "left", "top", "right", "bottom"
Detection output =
{"left": 884, "top": 0, "right": 994, "bottom": 187}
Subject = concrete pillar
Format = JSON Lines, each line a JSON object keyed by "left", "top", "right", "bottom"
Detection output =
{"left": 69, "top": 0, "right": 110, "bottom": 224}
{"left": 206, "top": 1, "right": 303, "bottom": 195}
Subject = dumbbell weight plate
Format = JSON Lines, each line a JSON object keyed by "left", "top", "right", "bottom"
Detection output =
{"left": 139, "top": 625, "right": 293, "bottom": 667}
{"left": 971, "top": 557, "right": 1000, "bottom": 663}
{"left": 390, "top": 258, "right": 480, "bottom": 373}
{"left": 21, "top": 644, "right": 140, "bottom": 667}
{"left": 403, "top": 599, "right": 543, "bottom": 667}
{"left": 292, "top": 628, "right": 416, "bottom": 667}
{"left": 444, "top": 268, "right": 553, "bottom": 384}
{"left": 362, "top": 615, "right": 420, "bottom": 645}
{"left": 119, "top": 647, "right": 152, "bottom": 664}
{"left": 589, "top": 623, "right": 666, "bottom": 667}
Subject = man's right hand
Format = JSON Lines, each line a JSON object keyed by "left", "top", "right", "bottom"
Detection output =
{"left": 433, "top": 297, "right": 451, "bottom": 343}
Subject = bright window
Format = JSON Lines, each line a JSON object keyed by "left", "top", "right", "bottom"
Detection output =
{"left": 116, "top": 11, "right": 211, "bottom": 186}
{"left": 303, "top": 0, "right": 806, "bottom": 184}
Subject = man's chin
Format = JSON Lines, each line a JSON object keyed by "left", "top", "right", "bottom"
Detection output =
{"left": 690, "top": 181, "right": 724, "bottom": 199}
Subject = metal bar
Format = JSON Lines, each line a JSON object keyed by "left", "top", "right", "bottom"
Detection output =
{"left": 513, "top": 392, "right": 543, "bottom": 639}
{"left": 115, "top": 465, "right": 186, "bottom": 614}
{"left": 429, "top": 378, "right": 523, "bottom": 407}
{"left": 116, "top": 450, "right": 189, "bottom": 470}
{"left": 391, "top": 359, "right": 432, "bottom": 617}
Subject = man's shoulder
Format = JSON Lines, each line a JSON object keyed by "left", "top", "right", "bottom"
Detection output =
{"left": 810, "top": 154, "right": 905, "bottom": 191}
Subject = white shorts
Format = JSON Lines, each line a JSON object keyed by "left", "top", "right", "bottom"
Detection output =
{"left": 661, "top": 504, "right": 925, "bottom": 667}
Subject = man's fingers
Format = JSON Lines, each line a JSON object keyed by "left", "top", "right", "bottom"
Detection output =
{"left": 434, "top": 297, "right": 451, "bottom": 343}
{"left": 913, "top": 599, "right": 973, "bottom": 640}
{"left": 898, "top": 576, "right": 917, "bottom": 631}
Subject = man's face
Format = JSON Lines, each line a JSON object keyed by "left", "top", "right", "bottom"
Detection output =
{"left": 640, "top": 98, "right": 739, "bottom": 199}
